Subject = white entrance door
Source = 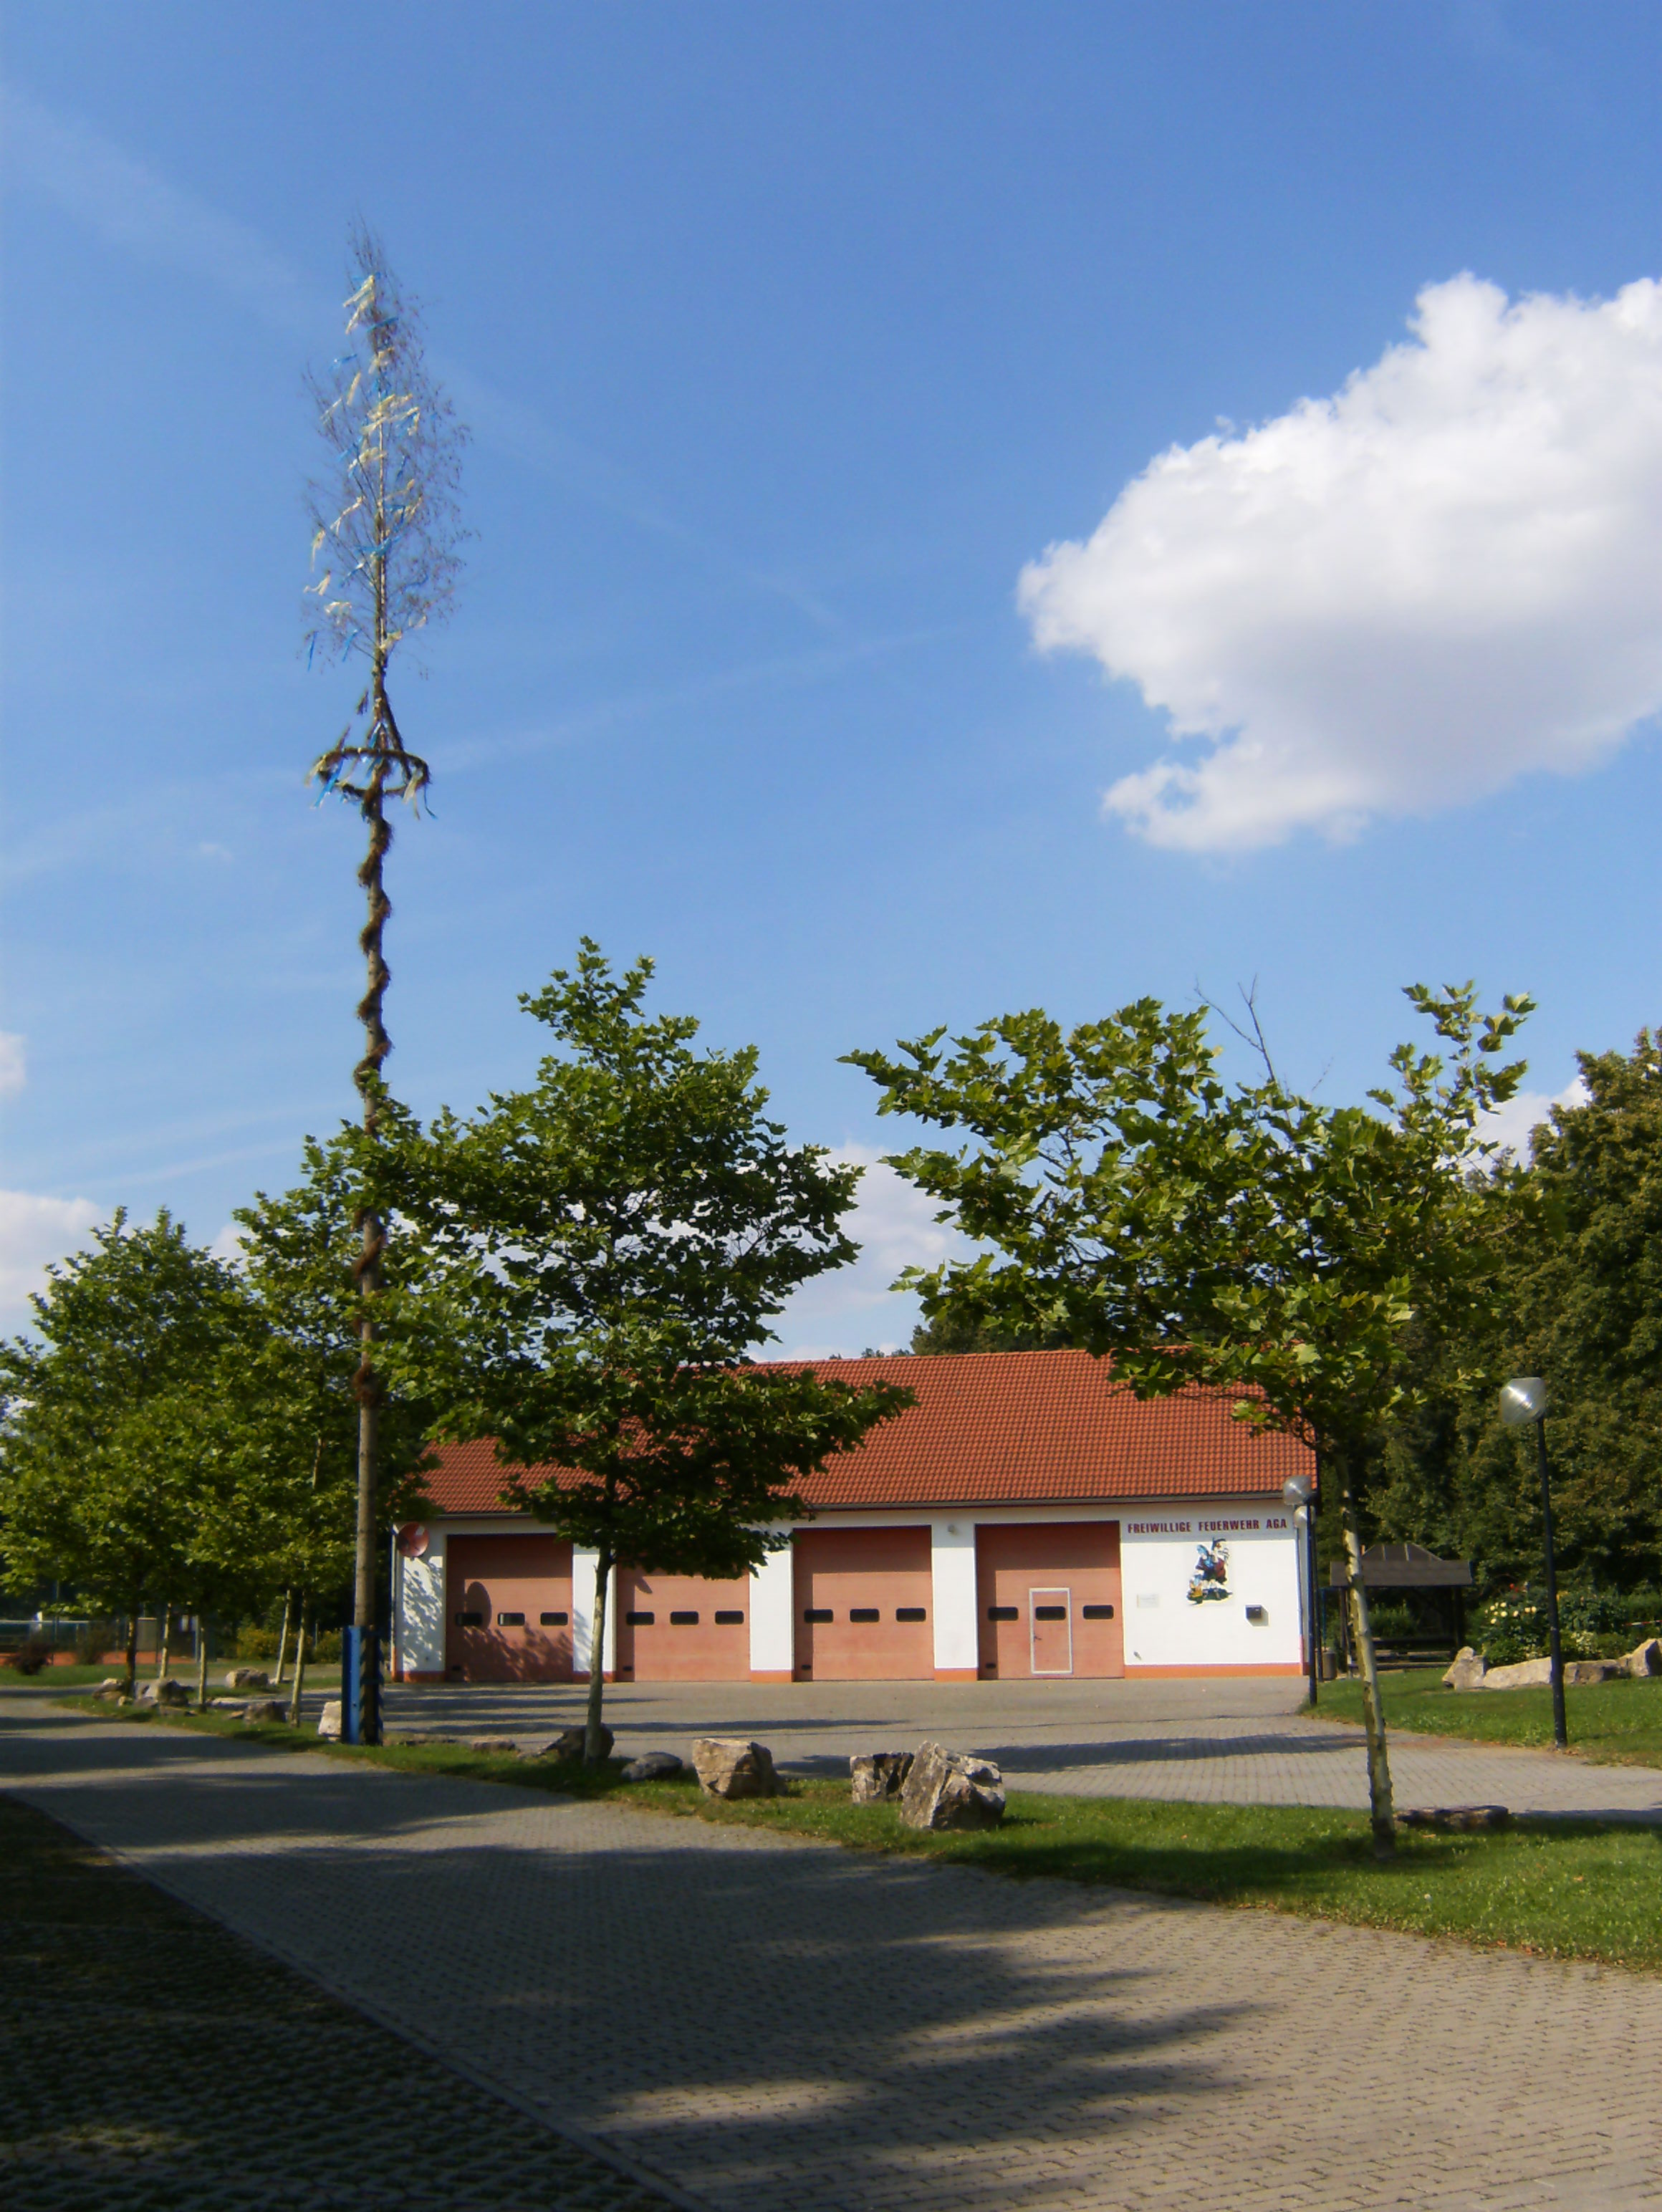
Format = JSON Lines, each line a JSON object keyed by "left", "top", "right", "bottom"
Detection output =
{"left": 1029, "top": 1587, "right": 1073, "bottom": 1675}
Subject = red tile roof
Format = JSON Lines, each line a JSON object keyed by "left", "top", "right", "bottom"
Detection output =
{"left": 417, "top": 1350, "right": 1312, "bottom": 1516}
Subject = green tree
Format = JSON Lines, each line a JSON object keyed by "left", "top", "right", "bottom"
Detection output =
{"left": 0, "top": 1214, "right": 261, "bottom": 1686}
{"left": 391, "top": 944, "right": 912, "bottom": 1759}
{"left": 232, "top": 1130, "right": 436, "bottom": 1663}
{"left": 849, "top": 981, "right": 1531, "bottom": 1857}
{"left": 304, "top": 227, "right": 468, "bottom": 1737}
{"left": 1371, "top": 1031, "right": 1662, "bottom": 1598}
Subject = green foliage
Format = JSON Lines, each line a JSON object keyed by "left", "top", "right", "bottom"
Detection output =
{"left": 0, "top": 1213, "right": 266, "bottom": 1630}
{"left": 390, "top": 944, "right": 911, "bottom": 1580}
{"left": 849, "top": 981, "right": 1532, "bottom": 1471}
{"left": 232, "top": 1126, "right": 433, "bottom": 1601}
{"left": 1366, "top": 1033, "right": 1662, "bottom": 1593}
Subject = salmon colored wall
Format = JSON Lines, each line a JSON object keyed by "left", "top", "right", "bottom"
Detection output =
{"left": 446, "top": 1534, "right": 575, "bottom": 1682}
{"left": 976, "top": 1521, "right": 1124, "bottom": 1680}
{"left": 615, "top": 1567, "right": 753, "bottom": 1681}
{"left": 794, "top": 1525, "right": 933, "bottom": 1680}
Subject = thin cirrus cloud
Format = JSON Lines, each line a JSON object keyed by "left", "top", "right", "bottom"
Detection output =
{"left": 1019, "top": 274, "right": 1662, "bottom": 852}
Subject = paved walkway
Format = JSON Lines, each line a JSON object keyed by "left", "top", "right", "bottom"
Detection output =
{"left": 384, "top": 1675, "right": 1662, "bottom": 1822}
{"left": 3, "top": 1698, "right": 1659, "bottom": 2211}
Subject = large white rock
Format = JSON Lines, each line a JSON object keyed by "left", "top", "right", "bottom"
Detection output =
{"left": 850, "top": 1752, "right": 913, "bottom": 1804}
{"left": 1443, "top": 1647, "right": 1488, "bottom": 1691}
{"left": 1627, "top": 1638, "right": 1662, "bottom": 1678}
{"left": 317, "top": 1698, "right": 343, "bottom": 1740}
{"left": 136, "top": 1677, "right": 191, "bottom": 1708}
{"left": 242, "top": 1698, "right": 287, "bottom": 1724}
{"left": 224, "top": 1668, "right": 271, "bottom": 1691}
{"left": 691, "top": 1737, "right": 780, "bottom": 1799}
{"left": 898, "top": 1741, "right": 1006, "bottom": 1831}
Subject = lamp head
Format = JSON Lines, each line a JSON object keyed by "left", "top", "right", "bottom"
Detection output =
{"left": 1499, "top": 1376, "right": 1548, "bottom": 1428}
{"left": 1282, "top": 1473, "right": 1315, "bottom": 1506}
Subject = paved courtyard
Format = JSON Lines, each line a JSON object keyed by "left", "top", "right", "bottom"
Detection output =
{"left": 383, "top": 1673, "right": 1662, "bottom": 1822}
{"left": 4, "top": 1695, "right": 1660, "bottom": 2211}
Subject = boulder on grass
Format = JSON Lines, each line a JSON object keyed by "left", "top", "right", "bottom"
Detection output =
{"left": 1396, "top": 1804, "right": 1511, "bottom": 1832}
{"left": 317, "top": 1698, "right": 343, "bottom": 1741}
{"left": 1562, "top": 1658, "right": 1625, "bottom": 1686}
{"left": 532, "top": 1723, "right": 615, "bottom": 1763}
{"left": 898, "top": 1741, "right": 1005, "bottom": 1832}
{"left": 620, "top": 1751, "right": 684, "bottom": 1782}
{"left": 691, "top": 1738, "right": 780, "bottom": 1799}
{"left": 137, "top": 1678, "right": 191, "bottom": 1708}
{"left": 1482, "top": 1657, "right": 1555, "bottom": 1691}
{"left": 850, "top": 1751, "right": 913, "bottom": 1804}
{"left": 1442, "top": 1647, "right": 1488, "bottom": 1691}
{"left": 242, "top": 1698, "right": 287, "bottom": 1724}
{"left": 1627, "top": 1638, "right": 1662, "bottom": 1679}
{"left": 224, "top": 1668, "right": 272, "bottom": 1691}
{"left": 94, "top": 1678, "right": 125, "bottom": 1699}
{"left": 210, "top": 1697, "right": 250, "bottom": 1714}
{"left": 467, "top": 1736, "right": 524, "bottom": 1756}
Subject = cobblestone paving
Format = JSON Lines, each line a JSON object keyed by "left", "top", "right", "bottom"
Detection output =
{"left": 4, "top": 1700, "right": 1661, "bottom": 2211}
{"left": 384, "top": 1675, "right": 1662, "bottom": 1822}
{"left": 0, "top": 1787, "right": 681, "bottom": 2212}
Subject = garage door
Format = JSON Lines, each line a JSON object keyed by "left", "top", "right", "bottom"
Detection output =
{"left": 615, "top": 1567, "right": 752, "bottom": 1682}
{"left": 976, "top": 1522, "right": 1123, "bottom": 1679}
{"left": 794, "top": 1526, "right": 933, "bottom": 1680}
{"left": 446, "top": 1535, "right": 574, "bottom": 1682}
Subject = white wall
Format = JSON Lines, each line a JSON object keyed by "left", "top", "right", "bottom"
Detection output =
{"left": 393, "top": 1527, "right": 447, "bottom": 1675}
{"left": 572, "top": 1549, "right": 617, "bottom": 1676}
{"left": 749, "top": 1542, "right": 795, "bottom": 1673}
{"left": 930, "top": 1518, "right": 979, "bottom": 1671}
{"left": 1120, "top": 1504, "right": 1302, "bottom": 1669}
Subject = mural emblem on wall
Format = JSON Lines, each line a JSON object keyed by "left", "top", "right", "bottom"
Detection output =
{"left": 1187, "top": 1539, "right": 1231, "bottom": 1605}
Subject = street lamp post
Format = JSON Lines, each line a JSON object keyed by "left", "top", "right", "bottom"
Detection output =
{"left": 1499, "top": 1376, "right": 1568, "bottom": 1751}
{"left": 1284, "top": 1469, "right": 1318, "bottom": 1708}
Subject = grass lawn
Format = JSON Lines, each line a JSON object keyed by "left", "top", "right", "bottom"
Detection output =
{"left": 1315, "top": 1666, "right": 1662, "bottom": 1767}
{"left": 1, "top": 1660, "right": 342, "bottom": 1691}
{"left": 60, "top": 1696, "right": 1662, "bottom": 1975}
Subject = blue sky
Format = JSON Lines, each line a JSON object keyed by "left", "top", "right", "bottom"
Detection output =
{"left": 5, "top": 3, "right": 1662, "bottom": 1348}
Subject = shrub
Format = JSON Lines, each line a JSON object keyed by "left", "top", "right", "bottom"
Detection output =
{"left": 309, "top": 1629, "right": 343, "bottom": 1665}
{"left": 1479, "top": 1592, "right": 1547, "bottom": 1660}
{"left": 235, "top": 1626, "right": 281, "bottom": 1661}
{"left": 1365, "top": 1601, "right": 1417, "bottom": 1640}
{"left": 4, "top": 1632, "right": 57, "bottom": 1675}
{"left": 75, "top": 1619, "right": 117, "bottom": 1666}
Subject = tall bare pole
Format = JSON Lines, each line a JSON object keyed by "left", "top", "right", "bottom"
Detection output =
{"left": 304, "top": 227, "right": 466, "bottom": 1739}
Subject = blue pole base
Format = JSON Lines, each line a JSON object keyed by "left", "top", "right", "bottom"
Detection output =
{"left": 342, "top": 1625, "right": 382, "bottom": 1746}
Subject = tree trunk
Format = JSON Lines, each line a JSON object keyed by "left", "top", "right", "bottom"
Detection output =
{"left": 1338, "top": 1461, "right": 1396, "bottom": 1858}
{"left": 196, "top": 1618, "right": 210, "bottom": 1709}
{"left": 289, "top": 1600, "right": 309, "bottom": 1728}
{"left": 585, "top": 1545, "right": 613, "bottom": 1765}
{"left": 155, "top": 1603, "right": 172, "bottom": 1685}
{"left": 124, "top": 1608, "right": 139, "bottom": 1692}
{"left": 274, "top": 1590, "right": 293, "bottom": 1688}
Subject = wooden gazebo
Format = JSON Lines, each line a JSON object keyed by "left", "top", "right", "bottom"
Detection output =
{"left": 1327, "top": 1542, "right": 1472, "bottom": 1665}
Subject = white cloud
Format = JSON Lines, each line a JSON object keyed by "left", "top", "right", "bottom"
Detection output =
{"left": 1020, "top": 274, "right": 1662, "bottom": 850}
{"left": 1480, "top": 1075, "right": 1589, "bottom": 1163}
{"left": 208, "top": 1222, "right": 246, "bottom": 1267}
{"left": 773, "top": 1147, "right": 968, "bottom": 1357}
{"left": 0, "top": 1034, "right": 24, "bottom": 1097}
{"left": 0, "top": 1191, "right": 102, "bottom": 1332}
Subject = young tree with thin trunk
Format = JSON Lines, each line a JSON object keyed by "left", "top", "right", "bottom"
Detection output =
{"left": 390, "top": 946, "right": 912, "bottom": 1761}
{"left": 304, "top": 226, "right": 466, "bottom": 1741}
{"left": 0, "top": 1215, "right": 259, "bottom": 1690}
{"left": 850, "top": 981, "right": 1531, "bottom": 1859}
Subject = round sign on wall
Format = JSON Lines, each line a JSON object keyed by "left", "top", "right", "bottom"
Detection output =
{"left": 397, "top": 1522, "right": 430, "bottom": 1558}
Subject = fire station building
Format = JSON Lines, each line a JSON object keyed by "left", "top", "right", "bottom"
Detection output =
{"left": 390, "top": 1350, "right": 1314, "bottom": 1686}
